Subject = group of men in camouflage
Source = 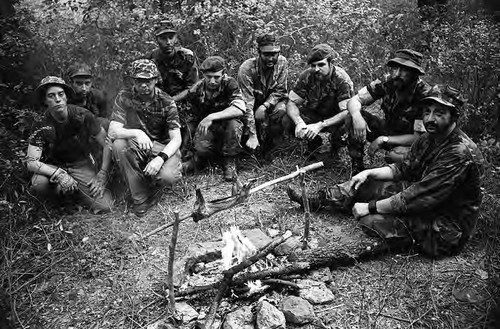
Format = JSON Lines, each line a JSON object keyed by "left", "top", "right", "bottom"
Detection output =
{"left": 26, "top": 20, "right": 485, "bottom": 257}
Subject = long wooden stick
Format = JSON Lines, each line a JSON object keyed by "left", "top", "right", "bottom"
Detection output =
{"left": 300, "top": 171, "right": 311, "bottom": 250}
{"left": 167, "top": 211, "right": 181, "bottom": 315}
{"left": 141, "top": 162, "right": 324, "bottom": 239}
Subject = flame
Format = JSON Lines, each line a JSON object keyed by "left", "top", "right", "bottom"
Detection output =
{"left": 221, "top": 226, "right": 257, "bottom": 270}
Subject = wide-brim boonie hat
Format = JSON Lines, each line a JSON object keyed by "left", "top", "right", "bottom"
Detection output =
{"left": 35, "top": 76, "right": 75, "bottom": 99}
{"left": 130, "top": 59, "right": 160, "bottom": 79}
{"left": 387, "top": 49, "right": 425, "bottom": 75}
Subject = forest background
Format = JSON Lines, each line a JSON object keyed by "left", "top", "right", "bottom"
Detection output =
{"left": 1, "top": 0, "right": 500, "bottom": 328}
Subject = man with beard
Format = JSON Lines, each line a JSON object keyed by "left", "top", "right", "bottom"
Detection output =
{"left": 284, "top": 43, "right": 354, "bottom": 162}
{"left": 109, "top": 59, "right": 182, "bottom": 217}
{"left": 288, "top": 85, "right": 484, "bottom": 258}
{"left": 238, "top": 33, "right": 288, "bottom": 155}
{"left": 27, "top": 76, "right": 113, "bottom": 213}
{"left": 346, "top": 49, "right": 432, "bottom": 174}
{"left": 66, "top": 63, "right": 109, "bottom": 129}
{"left": 182, "top": 56, "right": 246, "bottom": 181}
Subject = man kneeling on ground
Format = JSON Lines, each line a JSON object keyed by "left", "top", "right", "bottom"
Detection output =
{"left": 288, "top": 85, "right": 484, "bottom": 258}
{"left": 109, "top": 59, "right": 182, "bottom": 217}
{"left": 27, "top": 76, "right": 113, "bottom": 213}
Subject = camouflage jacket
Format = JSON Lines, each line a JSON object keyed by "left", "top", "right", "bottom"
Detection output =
{"left": 111, "top": 87, "right": 181, "bottom": 144}
{"left": 290, "top": 65, "right": 354, "bottom": 116}
{"left": 238, "top": 56, "right": 288, "bottom": 136}
{"left": 148, "top": 47, "right": 199, "bottom": 97}
{"left": 358, "top": 77, "right": 432, "bottom": 135}
{"left": 186, "top": 75, "right": 246, "bottom": 122}
{"left": 389, "top": 127, "right": 485, "bottom": 239}
{"left": 68, "top": 87, "right": 109, "bottom": 119}
{"left": 28, "top": 105, "right": 101, "bottom": 165}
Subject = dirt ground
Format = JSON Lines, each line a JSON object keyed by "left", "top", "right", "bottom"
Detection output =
{"left": 2, "top": 144, "right": 498, "bottom": 329}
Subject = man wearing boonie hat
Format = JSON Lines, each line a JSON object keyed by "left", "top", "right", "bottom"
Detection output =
{"left": 237, "top": 32, "right": 288, "bottom": 156}
{"left": 288, "top": 84, "right": 485, "bottom": 258}
{"left": 284, "top": 43, "right": 354, "bottom": 164}
{"left": 346, "top": 49, "right": 433, "bottom": 175}
{"left": 108, "top": 59, "right": 182, "bottom": 217}
{"left": 183, "top": 56, "right": 246, "bottom": 181}
{"left": 66, "top": 62, "right": 109, "bottom": 130}
{"left": 26, "top": 76, "right": 114, "bottom": 213}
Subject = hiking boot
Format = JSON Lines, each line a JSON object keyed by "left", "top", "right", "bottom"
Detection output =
{"left": 351, "top": 158, "right": 365, "bottom": 176}
{"left": 222, "top": 157, "right": 237, "bottom": 182}
{"left": 133, "top": 194, "right": 159, "bottom": 217}
{"left": 182, "top": 159, "right": 196, "bottom": 175}
{"left": 286, "top": 185, "right": 324, "bottom": 212}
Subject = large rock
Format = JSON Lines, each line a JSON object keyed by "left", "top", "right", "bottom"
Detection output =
{"left": 273, "top": 236, "right": 301, "bottom": 256}
{"left": 281, "top": 296, "right": 315, "bottom": 325}
{"left": 243, "top": 228, "right": 273, "bottom": 249}
{"left": 223, "top": 305, "right": 254, "bottom": 329}
{"left": 176, "top": 302, "right": 199, "bottom": 323}
{"left": 256, "top": 300, "right": 286, "bottom": 329}
{"left": 297, "top": 279, "right": 335, "bottom": 304}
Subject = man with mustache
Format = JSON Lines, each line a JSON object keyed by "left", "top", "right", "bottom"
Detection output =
{"left": 148, "top": 20, "right": 199, "bottom": 153}
{"left": 288, "top": 85, "right": 484, "bottom": 257}
{"left": 27, "top": 76, "right": 113, "bottom": 213}
{"left": 66, "top": 63, "right": 109, "bottom": 129}
{"left": 346, "top": 49, "right": 432, "bottom": 175}
{"left": 238, "top": 33, "right": 288, "bottom": 156}
{"left": 284, "top": 43, "right": 354, "bottom": 163}
{"left": 182, "top": 56, "right": 246, "bottom": 181}
{"left": 109, "top": 59, "right": 182, "bottom": 217}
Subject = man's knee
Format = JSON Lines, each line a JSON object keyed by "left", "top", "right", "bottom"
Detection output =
{"left": 157, "top": 153, "right": 182, "bottom": 186}
{"left": 30, "top": 174, "right": 54, "bottom": 195}
{"left": 112, "top": 138, "right": 128, "bottom": 155}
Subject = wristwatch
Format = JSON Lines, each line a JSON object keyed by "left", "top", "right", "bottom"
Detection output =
{"left": 158, "top": 152, "right": 169, "bottom": 162}
{"left": 382, "top": 136, "right": 389, "bottom": 147}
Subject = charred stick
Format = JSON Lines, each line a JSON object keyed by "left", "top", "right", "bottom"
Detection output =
{"left": 262, "top": 278, "right": 300, "bottom": 289}
{"left": 142, "top": 212, "right": 191, "bottom": 239}
{"left": 167, "top": 211, "right": 181, "bottom": 315}
{"left": 300, "top": 171, "right": 311, "bottom": 250}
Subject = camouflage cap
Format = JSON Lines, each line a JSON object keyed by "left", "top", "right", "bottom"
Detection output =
{"left": 35, "top": 76, "right": 75, "bottom": 100}
{"left": 387, "top": 49, "right": 425, "bottom": 75}
{"left": 257, "top": 33, "right": 280, "bottom": 52}
{"left": 129, "top": 59, "right": 160, "bottom": 79}
{"left": 421, "top": 84, "right": 466, "bottom": 114}
{"left": 200, "top": 56, "right": 226, "bottom": 73}
{"left": 307, "top": 43, "right": 334, "bottom": 64}
{"left": 154, "top": 20, "right": 176, "bottom": 36}
{"left": 67, "top": 63, "right": 93, "bottom": 78}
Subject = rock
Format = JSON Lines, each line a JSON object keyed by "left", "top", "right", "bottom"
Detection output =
{"left": 306, "top": 267, "right": 333, "bottom": 283}
{"left": 146, "top": 320, "right": 175, "bottom": 329}
{"left": 297, "top": 279, "right": 335, "bottom": 304}
{"left": 273, "top": 236, "right": 301, "bottom": 256}
{"left": 281, "top": 296, "right": 315, "bottom": 324}
{"left": 223, "top": 305, "right": 255, "bottom": 329}
{"left": 176, "top": 302, "right": 199, "bottom": 323}
{"left": 243, "top": 229, "right": 273, "bottom": 250}
{"left": 256, "top": 300, "right": 286, "bottom": 329}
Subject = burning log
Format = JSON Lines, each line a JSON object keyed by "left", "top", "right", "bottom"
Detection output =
{"left": 141, "top": 162, "right": 324, "bottom": 239}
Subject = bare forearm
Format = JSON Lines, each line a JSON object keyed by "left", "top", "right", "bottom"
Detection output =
{"left": 173, "top": 89, "right": 189, "bottom": 102}
{"left": 319, "top": 110, "right": 349, "bottom": 129}
{"left": 373, "top": 197, "right": 394, "bottom": 214}
{"left": 109, "top": 124, "right": 140, "bottom": 140}
{"left": 209, "top": 106, "right": 243, "bottom": 121}
{"left": 365, "top": 166, "right": 395, "bottom": 181}
{"left": 286, "top": 102, "right": 304, "bottom": 125}
{"left": 27, "top": 160, "right": 58, "bottom": 177}
{"left": 347, "top": 96, "right": 363, "bottom": 118}
{"left": 160, "top": 136, "right": 181, "bottom": 157}
{"left": 385, "top": 133, "right": 421, "bottom": 147}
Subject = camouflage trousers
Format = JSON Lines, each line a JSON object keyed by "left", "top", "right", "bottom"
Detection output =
{"left": 345, "top": 110, "right": 411, "bottom": 163}
{"left": 321, "top": 179, "right": 466, "bottom": 258}
{"left": 189, "top": 118, "right": 243, "bottom": 160}
{"left": 254, "top": 100, "right": 287, "bottom": 149}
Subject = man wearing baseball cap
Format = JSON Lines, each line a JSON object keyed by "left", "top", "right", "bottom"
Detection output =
{"left": 288, "top": 85, "right": 484, "bottom": 258}
{"left": 27, "top": 76, "right": 113, "bottom": 213}
{"left": 284, "top": 43, "right": 354, "bottom": 164}
{"left": 346, "top": 49, "right": 433, "bottom": 175}
{"left": 238, "top": 33, "right": 288, "bottom": 156}
{"left": 66, "top": 63, "right": 109, "bottom": 129}
{"left": 183, "top": 56, "right": 246, "bottom": 181}
{"left": 108, "top": 59, "right": 182, "bottom": 216}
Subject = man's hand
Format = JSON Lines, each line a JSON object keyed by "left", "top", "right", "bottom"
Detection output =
{"left": 367, "top": 136, "right": 384, "bottom": 157}
{"left": 352, "top": 202, "right": 369, "bottom": 220}
{"left": 349, "top": 170, "right": 369, "bottom": 191}
{"left": 303, "top": 122, "right": 323, "bottom": 140}
{"left": 352, "top": 114, "right": 368, "bottom": 142}
{"left": 96, "top": 169, "right": 108, "bottom": 185}
{"left": 144, "top": 156, "right": 164, "bottom": 176}
{"left": 294, "top": 121, "right": 307, "bottom": 139}
{"left": 87, "top": 177, "right": 104, "bottom": 198}
{"left": 50, "top": 168, "right": 78, "bottom": 194}
{"left": 197, "top": 115, "right": 213, "bottom": 136}
{"left": 246, "top": 134, "right": 260, "bottom": 151}
{"left": 135, "top": 130, "right": 153, "bottom": 151}
{"left": 254, "top": 105, "right": 267, "bottom": 122}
